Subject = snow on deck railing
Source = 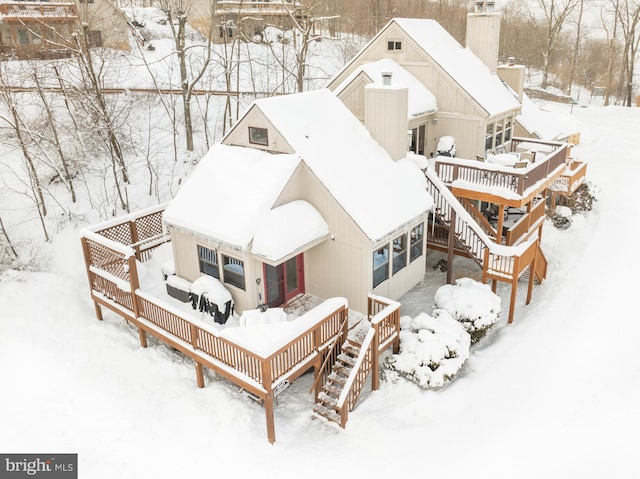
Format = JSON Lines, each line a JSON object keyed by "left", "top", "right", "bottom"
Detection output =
{"left": 83, "top": 202, "right": 168, "bottom": 235}
{"left": 426, "top": 168, "right": 531, "bottom": 258}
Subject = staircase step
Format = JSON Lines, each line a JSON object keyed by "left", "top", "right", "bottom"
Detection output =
{"left": 337, "top": 353, "right": 356, "bottom": 366}
{"left": 318, "top": 391, "right": 339, "bottom": 409}
{"left": 332, "top": 363, "right": 351, "bottom": 376}
{"left": 313, "top": 402, "right": 341, "bottom": 424}
{"left": 328, "top": 372, "right": 347, "bottom": 386}
{"left": 322, "top": 383, "right": 342, "bottom": 398}
{"left": 342, "top": 343, "right": 360, "bottom": 356}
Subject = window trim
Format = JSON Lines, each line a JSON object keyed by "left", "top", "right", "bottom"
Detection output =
{"left": 248, "top": 126, "right": 268, "bottom": 146}
{"left": 410, "top": 223, "right": 424, "bottom": 263}
{"left": 392, "top": 234, "right": 407, "bottom": 275}
{"left": 372, "top": 246, "right": 389, "bottom": 288}
{"left": 387, "top": 40, "right": 402, "bottom": 51}
{"left": 222, "top": 254, "right": 246, "bottom": 291}
{"left": 197, "top": 245, "right": 219, "bottom": 279}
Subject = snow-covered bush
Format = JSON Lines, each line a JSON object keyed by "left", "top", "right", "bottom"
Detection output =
{"left": 550, "top": 205, "right": 572, "bottom": 230}
{"left": 434, "top": 278, "right": 501, "bottom": 344}
{"left": 381, "top": 311, "right": 470, "bottom": 390}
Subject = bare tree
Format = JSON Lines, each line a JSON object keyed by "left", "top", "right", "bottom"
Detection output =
{"left": 159, "top": 0, "right": 214, "bottom": 151}
{"left": 614, "top": 0, "right": 640, "bottom": 105}
{"left": 536, "top": 0, "right": 580, "bottom": 89}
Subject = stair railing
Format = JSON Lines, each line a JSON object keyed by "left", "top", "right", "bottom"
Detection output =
{"left": 309, "top": 313, "right": 349, "bottom": 396}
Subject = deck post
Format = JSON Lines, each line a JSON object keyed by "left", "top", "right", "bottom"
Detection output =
{"left": 127, "top": 255, "right": 146, "bottom": 347}
{"left": 195, "top": 362, "right": 205, "bottom": 388}
{"left": 93, "top": 301, "right": 103, "bottom": 321}
{"left": 527, "top": 252, "right": 536, "bottom": 305}
{"left": 129, "top": 220, "right": 141, "bottom": 261}
{"left": 508, "top": 280, "right": 517, "bottom": 324}
{"left": 446, "top": 209, "right": 456, "bottom": 284}
{"left": 261, "top": 359, "right": 276, "bottom": 444}
{"left": 371, "top": 322, "right": 380, "bottom": 391}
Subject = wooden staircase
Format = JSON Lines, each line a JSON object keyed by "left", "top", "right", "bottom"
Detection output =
{"left": 312, "top": 342, "right": 361, "bottom": 425}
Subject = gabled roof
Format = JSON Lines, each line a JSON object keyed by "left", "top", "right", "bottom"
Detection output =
{"left": 253, "top": 88, "right": 433, "bottom": 242}
{"left": 329, "top": 18, "right": 520, "bottom": 117}
{"left": 165, "top": 89, "right": 433, "bottom": 249}
{"left": 163, "top": 144, "right": 301, "bottom": 249}
{"left": 333, "top": 59, "right": 438, "bottom": 118}
{"left": 391, "top": 18, "right": 519, "bottom": 116}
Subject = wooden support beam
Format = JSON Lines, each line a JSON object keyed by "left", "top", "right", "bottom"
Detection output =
{"left": 371, "top": 323, "right": 380, "bottom": 391}
{"left": 265, "top": 393, "right": 276, "bottom": 444}
{"left": 508, "top": 280, "right": 517, "bottom": 324}
{"left": 94, "top": 301, "right": 103, "bottom": 321}
{"left": 138, "top": 328, "right": 148, "bottom": 348}
{"left": 446, "top": 209, "right": 456, "bottom": 284}
{"left": 195, "top": 362, "right": 205, "bottom": 388}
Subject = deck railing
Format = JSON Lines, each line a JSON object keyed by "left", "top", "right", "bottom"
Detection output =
{"left": 505, "top": 199, "right": 545, "bottom": 246}
{"left": 337, "top": 295, "right": 401, "bottom": 426}
{"left": 435, "top": 143, "right": 568, "bottom": 197}
{"left": 0, "top": 2, "right": 78, "bottom": 19}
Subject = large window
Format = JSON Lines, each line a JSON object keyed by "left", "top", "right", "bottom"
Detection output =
{"left": 485, "top": 123, "right": 494, "bottom": 151}
{"left": 504, "top": 116, "right": 513, "bottom": 142}
{"left": 495, "top": 120, "right": 503, "bottom": 146}
{"left": 197, "top": 245, "right": 219, "bottom": 279}
{"left": 223, "top": 255, "right": 245, "bottom": 290}
{"left": 410, "top": 223, "right": 424, "bottom": 263}
{"left": 392, "top": 234, "right": 407, "bottom": 275}
{"left": 372, "top": 246, "right": 389, "bottom": 288}
{"left": 248, "top": 126, "right": 268, "bottom": 146}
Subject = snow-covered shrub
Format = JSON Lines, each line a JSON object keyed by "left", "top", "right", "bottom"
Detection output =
{"left": 562, "top": 181, "right": 598, "bottom": 214}
{"left": 381, "top": 311, "right": 470, "bottom": 390}
{"left": 434, "top": 278, "right": 501, "bottom": 344}
{"left": 550, "top": 205, "right": 572, "bottom": 230}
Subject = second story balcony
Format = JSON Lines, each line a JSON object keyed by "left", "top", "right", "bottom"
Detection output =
{"left": 0, "top": 1, "right": 78, "bottom": 22}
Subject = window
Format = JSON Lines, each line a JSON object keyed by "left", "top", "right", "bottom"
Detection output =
{"left": 485, "top": 123, "right": 494, "bottom": 151}
{"left": 410, "top": 223, "right": 424, "bottom": 263}
{"left": 504, "top": 116, "right": 513, "bottom": 142}
{"left": 248, "top": 126, "right": 268, "bottom": 146}
{"left": 17, "top": 28, "right": 29, "bottom": 45}
{"left": 223, "top": 255, "right": 245, "bottom": 290}
{"left": 88, "top": 30, "right": 102, "bottom": 47}
{"left": 197, "top": 245, "right": 219, "bottom": 279}
{"left": 372, "top": 246, "right": 389, "bottom": 288}
{"left": 495, "top": 120, "right": 503, "bottom": 146}
{"left": 392, "top": 234, "right": 407, "bottom": 275}
{"left": 387, "top": 40, "right": 402, "bottom": 51}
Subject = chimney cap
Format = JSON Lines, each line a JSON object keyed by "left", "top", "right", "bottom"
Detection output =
{"left": 381, "top": 71, "right": 392, "bottom": 86}
{"left": 474, "top": 1, "right": 495, "bottom": 13}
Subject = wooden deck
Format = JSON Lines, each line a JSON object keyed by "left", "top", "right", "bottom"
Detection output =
{"left": 80, "top": 205, "right": 400, "bottom": 443}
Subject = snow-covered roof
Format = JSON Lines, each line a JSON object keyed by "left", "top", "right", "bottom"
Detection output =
{"left": 251, "top": 200, "right": 329, "bottom": 262}
{"left": 517, "top": 93, "right": 575, "bottom": 141}
{"left": 253, "top": 88, "right": 433, "bottom": 242}
{"left": 163, "top": 144, "right": 300, "bottom": 249}
{"left": 391, "top": 18, "right": 520, "bottom": 116}
{"left": 333, "top": 58, "right": 438, "bottom": 117}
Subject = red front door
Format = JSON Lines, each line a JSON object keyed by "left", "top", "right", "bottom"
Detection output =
{"left": 264, "top": 254, "right": 305, "bottom": 307}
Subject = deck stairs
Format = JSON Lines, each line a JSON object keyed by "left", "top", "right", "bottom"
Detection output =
{"left": 425, "top": 168, "right": 498, "bottom": 272}
{"left": 312, "top": 341, "right": 362, "bottom": 426}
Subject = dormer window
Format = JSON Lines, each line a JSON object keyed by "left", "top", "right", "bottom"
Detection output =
{"left": 387, "top": 40, "right": 402, "bottom": 51}
{"left": 249, "top": 126, "right": 268, "bottom": 146}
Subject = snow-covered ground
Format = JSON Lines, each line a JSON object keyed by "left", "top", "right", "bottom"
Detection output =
{"left": 1, "top": 95, "right": 639, "bottom": 477}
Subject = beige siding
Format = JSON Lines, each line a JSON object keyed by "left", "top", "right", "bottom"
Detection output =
{"left": 336, "top": 73, "right": 369, "bottom": 122}
{"left": 223, "top": 105, "right": 295, "bottom": 153}
{"left": 168, "top": 227, "right": 258, "bottom": 314}
{"left": 465, "top": 13, "right": 501, "bottom": 73}
{"left": 365, "top": 85, "right": 408, "bottom": 161}
{"left": 76, "top": 0, "right": 131, "bottom": 51}
{"left": 273, "top": 164, "right": 374, "bottom": 313}
{"left": 434, "top": 114, "right": 484, "bottom": 159}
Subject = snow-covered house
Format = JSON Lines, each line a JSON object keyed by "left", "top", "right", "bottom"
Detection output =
{"left": 0, "top": 0, "right": 131, "bottom": 59}
{"left": 326, "top": 16, "right": 522, "bottom": 160}
{"left": 163, "top": 88, "right": 433, "bottom": 315}
{"left": 188, "top": 0, "right": 306, "bottom": 43}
